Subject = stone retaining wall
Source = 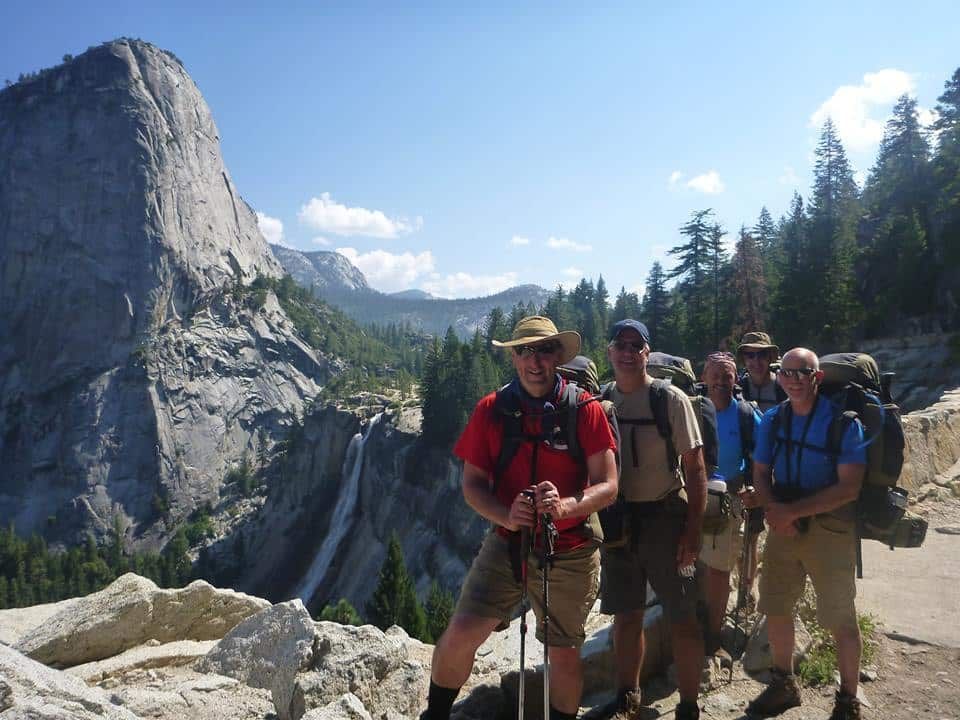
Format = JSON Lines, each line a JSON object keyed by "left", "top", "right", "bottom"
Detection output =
{"left": 901, "top": 388, "right": 960, "bottom": 494}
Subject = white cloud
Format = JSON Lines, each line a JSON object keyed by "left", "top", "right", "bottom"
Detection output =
{"left": 668, "top": 170, "right": 685, "bottom": 187}
{"left": 510, "top": 235, "right": 531, "bottom": 246}
{"left": 312, "top": 236, "right": 331, "bottom": 246}
{"left": 298, "top": 192, "right": 418, "bottom": 238}
{"left": 256, "top": 212, "right": 287, "bottom": 246}
{"left": 421, "top": 271, "right": 519, "bottom": 299}
{"left": 336, "top": 247, "right": 435, "bottom": 293}
{"left": 562, "top": 267, "right": 584, "bottom": 278}
{"left": 686, "top": 170, "right": 725, "bottom": 194}
{"left": 810, "top": 69, "right": 915, "bottom": 152}
{"left": 546, "top": 236, "right": 593, "bottom": 252}
{"left": 779, "top": 166, "right": 800, "bottom": 186}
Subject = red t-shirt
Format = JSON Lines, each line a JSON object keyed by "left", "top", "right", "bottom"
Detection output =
{"left": 453, "top": 384, "right": 616, "bottom": 551}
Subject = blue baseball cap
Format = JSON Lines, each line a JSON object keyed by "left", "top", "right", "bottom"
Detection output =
{"left": 609, "top": 319, "right": 651, "bottom": 346}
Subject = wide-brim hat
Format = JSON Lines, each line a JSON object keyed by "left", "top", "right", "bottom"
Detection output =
{"left": 491, "top": 315, "right": 581, "bottom": 365}
{"left": 736, "top": 331, "right": 780, "bottom": 359}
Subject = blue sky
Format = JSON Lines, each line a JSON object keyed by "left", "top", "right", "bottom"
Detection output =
{"left": 3, "top": 2, "right": 957, "bottom": 298}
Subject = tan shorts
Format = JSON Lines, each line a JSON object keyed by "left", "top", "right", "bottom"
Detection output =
{"left": 701, "top": 496, "right": 745, "bottom": 572}
{"left": 454, "top": 532, "right": 600, "bottom": 648}
{"left": 758, "top": 514, "right": 858, "bottom": 629}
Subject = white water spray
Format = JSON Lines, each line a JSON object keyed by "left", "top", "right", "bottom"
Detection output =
{"left": 292, "top": 412, "right": 382, "bottom": 606}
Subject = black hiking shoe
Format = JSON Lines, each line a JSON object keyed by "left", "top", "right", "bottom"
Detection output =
{"left": 828, "top": 690, "right": 862, "bottom": 720}
{"left": 608, "top": 689, "right": 657, "bottom": 720}
{"left": 745, "top": 668, "right": 801, "bottom": 717}
{"left": 674, "top": 700, "right": 700, "bottom": 720}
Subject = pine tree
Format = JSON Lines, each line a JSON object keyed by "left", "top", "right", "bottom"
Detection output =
{"left": 771, "top": 193, "right": 809, "bottom": 347}
{"left": 611, "top": 286, "right": 641, "bottom": 327}
{"left": 668, "top": 210, "right": 715, "bottom": 354}
{"left": 366, "top": 533, "right": 427, "bottom": 640}
{"left": 640, "top": 263, "right": 669, "bottom": 344}
{"left": 753, "top": 206, "right": 781, "bottom": 299}
{"left": 807, "top": 119, "right": 861, "bottom": 347}
{"left": 931, "top": 67, "right": 960, "bottom": 326}
{"left": 319, "top": 598, "right": 363, "bottom": 626}
{"left": 730, "top": 227, "right": 767, "bottom": 340}
{"left": 424, "top": 580, "right": 455, "bottom": 643}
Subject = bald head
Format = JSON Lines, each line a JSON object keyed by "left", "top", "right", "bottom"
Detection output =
{"left": 782, "top": 347, "right": 819, "bottom": 371}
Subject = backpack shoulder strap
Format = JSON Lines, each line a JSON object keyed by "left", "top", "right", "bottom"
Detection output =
{"left": 775, "top": 382, "right": 788, "bottom": 403}
{"left": 739, "top": 372, "right": 753, "bottom": 401}
{"left": 492, "top": 385, "right": 524, "bottom": 494}
{"left": 561, "top": 382, "right": 584, "bottom": 467}
{"left": 649, "top": 379, "right": 679, "bottom": 472}
{"left": 737, "top": 399, "right": 758, "bottom": 461}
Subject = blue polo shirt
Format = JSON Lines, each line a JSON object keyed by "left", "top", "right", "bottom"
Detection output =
{"left": 716, "top": 400, "right": 761, "bottom": 482}
{"left": 754, "top": 397, "right": 866, "bottom": 492}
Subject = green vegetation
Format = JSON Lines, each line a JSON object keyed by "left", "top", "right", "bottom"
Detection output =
{"left": 796, "top": 582, "right": 879, "bottom": 686}
{"left": 0, "top": 521, "right": 193, "bottom": 609}
{"left": 318, "top": 598, "right": 363, "bottom": 626}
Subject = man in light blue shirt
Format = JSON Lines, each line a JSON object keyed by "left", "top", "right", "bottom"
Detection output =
{"left": 742, "top": 348, "right": 866, "bottom": 720}
{"left": 699, "top": 352, "right": 760, "bottom": 665}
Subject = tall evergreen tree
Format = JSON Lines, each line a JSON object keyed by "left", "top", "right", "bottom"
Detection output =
{"left": 640, "top": 263, "right": 670, "bottom": 345}
{"left": 366, "top": 533, "right": 427, "bottom": 640}
{"left": 730, "top": 227, "right": 767, "bottom": 340}
{"left": 668, "top": 210, "right": 715, "bottom": 355}
{"left": 932, "top": 67, "right": 960, "bottom": 326}
{"left": 753, "top": 206, "right": 781, "bottom": 299}
{"left": 770, "top": 193, "right": 808, "bottom": 347}
{"left": 424, "top": 581, "right": 455, "bottom": 643}
{"left": 807, "top": 119, "right": 861, "bottom": 347}
{"left": 612, "top": 286, "right": 641, "bottom": 327}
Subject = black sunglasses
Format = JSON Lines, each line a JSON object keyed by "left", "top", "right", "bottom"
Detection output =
{"left": 514, "top": 343, "right": 560, "bottom": 358}
{"left": 778, "top": 367, "right": 816, "bottom": 379}
{"left": 610, "top": 340, "right": 645, "bottom": 353}
{"left": 742, "top": 350, "right": 769, "bottom": 360}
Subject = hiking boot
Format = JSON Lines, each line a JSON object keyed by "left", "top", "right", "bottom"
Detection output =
{"left": 745, "top": 668, "right": 801, "bottom": 717}
{"left": 828, "top": 690, "right": 862, "bottom": 720}
{"left": 608, "top": 689, "right": 641, "bottom": 720}
{"left": 674, "top": 700, "right": 700, "bottom": 720}
{"left": 705, "top": 634, "right": 733, "bottom": 670}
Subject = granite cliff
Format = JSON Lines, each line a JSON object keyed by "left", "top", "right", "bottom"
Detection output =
{"left": 0, "top": 40, "right": 326, "bottom": 546}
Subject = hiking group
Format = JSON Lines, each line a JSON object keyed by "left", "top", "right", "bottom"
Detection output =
{"left": 418, "top": 315, "right": 908, "bottom": 720}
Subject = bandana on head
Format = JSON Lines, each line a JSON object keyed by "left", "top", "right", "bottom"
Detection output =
{"left": 705, "top": 351, "right": 737, "bottom": 374}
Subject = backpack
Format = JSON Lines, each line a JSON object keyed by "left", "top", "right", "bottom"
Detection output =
{"left": 770, "top": 352, "right": 923, "bottom": 574}
{"left": 739, "top": 370, "right": 787, "bottom": 405}
{"left": 645, "top": 352, "right": 719, "bottom": 473}
{"left": 491, "top": 376, "right": 619, "bottom": 544}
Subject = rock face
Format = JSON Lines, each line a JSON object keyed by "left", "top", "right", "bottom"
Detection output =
{"left": 861, "top": 334, "right": 960, "bottom": 412}
{"left": 0, "top": 39, "right": 325, "bottom": 543}
{"left": 0, "top": 642, "right": 141, "bottom": 719}
{"left": 15, "top": 573, "right": 268, "bottom": 668}
{"left": 197, "top": 600, "right": 316, "bottom": 720}
{"left": 270, "top": 245, "right": 370, "bottom": 293}
{"left": 901, "top": 388, "right": 960, "bottom": 491}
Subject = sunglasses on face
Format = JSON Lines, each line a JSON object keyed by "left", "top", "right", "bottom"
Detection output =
{"left": 742, "top": 351, "right": 769, "bottom": 360}
{"left": 514, "top": 343, "right": 560, "bottom": 359}
{"left": 778, "top": 367, "right": 816, "bottom": 379}
{"left": 610, "top": 340, "right": 646, "bottom": 353}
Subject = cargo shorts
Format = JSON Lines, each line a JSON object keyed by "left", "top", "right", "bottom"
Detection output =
{"left": 454, "top": 532, "right": 601, "bottom": 648}
{"left": 758, "top": 514, "right": 858, "bottom": 629}
{"left": 599, "top": 493, "right": 698, "bottom": 622}
{"left": 701, "top": 495, "right": 745, "bottom": 573}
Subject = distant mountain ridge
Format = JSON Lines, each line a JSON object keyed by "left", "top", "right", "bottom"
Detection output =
{"left": 270, "top": 244, "right": 550, "bottom": 335}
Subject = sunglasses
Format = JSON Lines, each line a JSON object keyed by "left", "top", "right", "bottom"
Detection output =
{"left": 742, "top": 350, "right": 770, "bottom": 360}
{"left": 778, "top": 367, "right": 816, "bottom": 379}
{"left": 514, "top": 343, "right": 560, "bottom": 358}
{"left": 610, "top": 340, "right": 646, "bottom": 353}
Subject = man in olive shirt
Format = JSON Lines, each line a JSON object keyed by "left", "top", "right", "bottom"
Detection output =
{"left": 601, "top": 320, "right": 707, "bottom": 720}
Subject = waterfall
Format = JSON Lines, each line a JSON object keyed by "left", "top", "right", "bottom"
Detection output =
{"left": 292, "top": 412, "right": 382, "bottom": 606}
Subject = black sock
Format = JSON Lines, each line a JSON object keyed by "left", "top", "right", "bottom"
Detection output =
{"left": 423, "top": 680, "right": 459, "bottom": 720}
{"left": 549, "top": 707, "right": 578, "bottom": 720}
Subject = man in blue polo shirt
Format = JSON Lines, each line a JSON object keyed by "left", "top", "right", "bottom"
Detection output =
{"left": 741, "top": 348, "right": 866, "bottom": 720}
{"left": 699, "top": 352, "right": 760, "bottom": 666}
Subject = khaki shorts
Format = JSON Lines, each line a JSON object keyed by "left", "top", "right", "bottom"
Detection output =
{"left": 701, "top": 496, "right": 745, "bottom": 573}
{"left": 758, "top": 514, "right": 858, "bottom": 629}
{"left": 599, "top": 494, "right": 698, "bottom": 622}
{"left": 454, "top": 532, "right": 600, "bottom": 648}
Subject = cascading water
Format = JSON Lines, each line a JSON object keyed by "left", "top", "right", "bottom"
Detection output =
{"left": 292, "top": 412, "right": 382, "bottom": 606}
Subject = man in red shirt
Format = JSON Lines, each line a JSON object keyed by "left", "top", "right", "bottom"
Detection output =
{"left": 420, "top": 316, "right": 618, "bottom": 720}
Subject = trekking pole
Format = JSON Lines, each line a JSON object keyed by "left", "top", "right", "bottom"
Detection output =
{"left": 540, "top": 513, "right": 557, "bottom": 720}
{"left": 732, "top": 513, "right": 755, "bottom": 681}
{"left": 518, "top": 491, "right": 535, "bottom": 720}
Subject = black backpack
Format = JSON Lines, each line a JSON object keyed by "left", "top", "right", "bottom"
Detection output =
{"left": 769, "top": 352, "right": 922, "bottom": 574}
{"left": 491, "top": 379, "right": 619, "bottom": 543}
